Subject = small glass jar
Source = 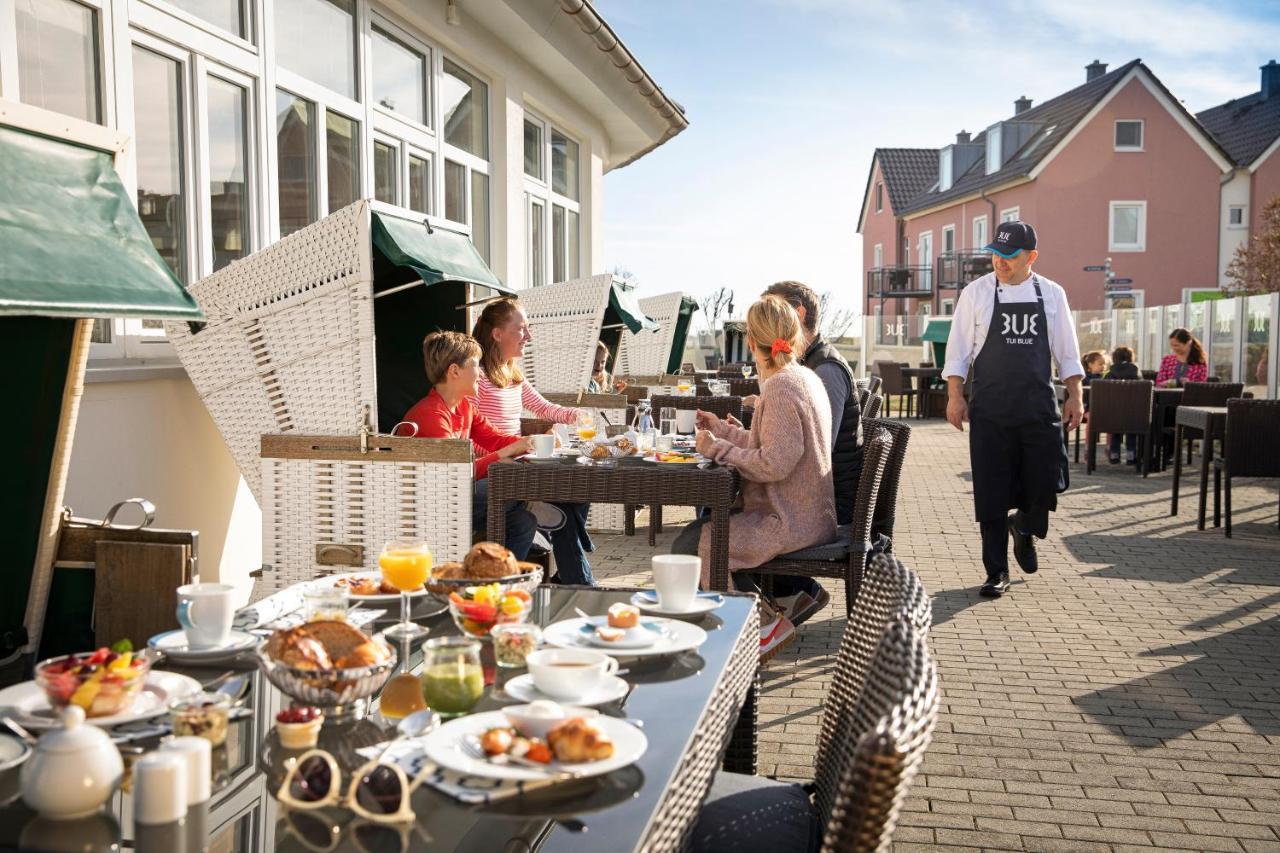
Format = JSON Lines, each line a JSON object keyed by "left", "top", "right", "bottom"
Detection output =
{"left": 419, "top": 637, "right": 483, "bottom": 718}
{"left": 303, "top": 585, "right": 349, "bottom": 622}
{"left": 170, "top": 692, "right": 231, "bottom": 746}
{"left": 491, "top": 623, "right": 542, "bottom": 668}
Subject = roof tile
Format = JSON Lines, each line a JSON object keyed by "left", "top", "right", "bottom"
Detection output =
{"left": 1197, "top": 92, "right": 1280, "bottom": 167}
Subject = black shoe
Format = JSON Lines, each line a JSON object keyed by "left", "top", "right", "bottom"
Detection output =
{"left": 980, "top": 572, "right": 1010, "bottom": 597}
{"left": 1008, "top": 515, "right": 1038, "bottom": 574}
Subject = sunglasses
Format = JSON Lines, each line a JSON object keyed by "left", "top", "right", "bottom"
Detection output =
{"left": 277, "top": 749, "right": 423, "bottom": 824}
{"left": 279, "top": 806, "right": 428, "bottom": 853}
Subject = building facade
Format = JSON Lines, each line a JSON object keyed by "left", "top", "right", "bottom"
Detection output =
{"left": 2, "top": 0, "right": 683, "bottom": 595}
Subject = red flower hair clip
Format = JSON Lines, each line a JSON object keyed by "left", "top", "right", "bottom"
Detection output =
{"left": 770, "top": 338, "right": 793, "bottom": 358}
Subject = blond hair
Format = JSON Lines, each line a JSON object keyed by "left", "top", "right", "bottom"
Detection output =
{"left": 471, "top": 297, "right": 525, "bottom": 388}
{"left": 746, "top": 295, "right": 803, "bottom": 370}
{"left": 422, "top": 331, "right": 481, "bottom": 386}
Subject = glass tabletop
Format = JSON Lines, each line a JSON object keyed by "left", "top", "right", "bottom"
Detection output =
{"left": 0, "top": 586, "right": 755, "bottom": 852}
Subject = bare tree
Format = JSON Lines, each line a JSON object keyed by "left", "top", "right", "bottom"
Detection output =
{"left": 700, "top": 286, "right": 735, "bottom": 358}
{"left": 818, "top": 291, "right": 858, "bottom": 342}
{"left": 1224, "top": 195, "right": 1280, "bottom": 295}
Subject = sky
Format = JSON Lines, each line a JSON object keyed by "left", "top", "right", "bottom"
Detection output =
{"left": 595, "top": 0, "right": 1280, "bottom": 325}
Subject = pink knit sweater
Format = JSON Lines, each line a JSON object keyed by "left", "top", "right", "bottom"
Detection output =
{"left": 697, "top": 363, "right": 837, "bottom": 586}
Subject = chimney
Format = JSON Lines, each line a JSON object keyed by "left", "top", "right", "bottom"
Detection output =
{"left": 1262, "top": 60, "right": 1280, "bottom": 99}
{"left": 956, "top": 130, "right": 971, "bottom": 144}
{"left": 1086, "top": 59, "right": 1108, "bottom": 82}
{"left": 1014, "top": 95, "right": 1032, "bottom": 115}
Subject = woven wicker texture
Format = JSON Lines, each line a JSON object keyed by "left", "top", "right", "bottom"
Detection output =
{"left": 539, "top": 392, "right": 629, "bottom": 531}
{"left": 258, "top": 437, "right": 473, "bottom": 600}
{"left": 821, "top": 617, "right": 938, "bottom": 852}
{"left": 518, "top": 274, "right": 619, "bottom": 393}
{"left": 1086, "top": 379, "right": 1153, "bottom": 474}
{"left": 862, "top": 393, "right": 883, "bottom": 421}
{"left": 813, "top": 553, "right": 931, "bottom": 824}
{"left": 615, "top": 291, "right": 688, "bottom": 378}
{"left": 166, "top": 201, "right": 375, "bottom": 498}
{"left": 863, "top": 418, "right": 911, "bottom": 550}
{"left": 1216, "top": 399, "right": 1280, "bottom": 537}
{"left": 1180, "top": 381, "right": 1245, "bottom": 407}
{"left": 650, "top": 394, "right": 744, "bottom": 422}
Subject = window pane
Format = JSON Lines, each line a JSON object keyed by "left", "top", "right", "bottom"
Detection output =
{"left": 1113, "top": 207, "right": 1139, "bottom": 245}
{"left": 275, "top": 91, "right": 316, "bottom": 236}
{"left": 524, "top": 119, "right": 543, "bottom": 180}
{"left": 372, "top": 27, "right": 425, "bottom": 125}
{"left": 552, "top": 204, "right": 565, "bottom": 283}
{"left": 274, "top": 0, "right": 355, "bottom": 99}
{"left": 444, "top": 159, "right": 466, "bottom": 223}
{"left": 326, "top": 111, "right": 358, "bottom": 213}
{"left": 551, "top": 130, "right": 579, "bottom": 199}
{"left": 442, "top": 58, "right": 488, "bottom": 159}
{"left": 471, "top": 171, "right": 490, "bottom": 262}
{"left": 374, "top": 141, "right": 397, "bottom": 204}
{"left": 409, "top": 155, "right": 431, "bottom": 214}
{"left": 1116, "top": 121, "right": 1142, "bottom": 148}
{"left": 16, "top": 0, "right": 101, "bottom": 124}
{"left": 132, "top": 47, "right": 186, "bottom": 284}
{"left": 167, "top": 0, "right": 245, "bottom": 39}
{"left": 1229, "top": 207, "right": 1244, "bottom": 226}
{"left": 529, "top": 199, "right": 544, "bottom": 288}
{"left": 566, "top": 209, "right": 579, "bottom": 278}
{"left": 1245, "top": 295, "right": 1270, "bottom": 399}
{"left": 208, "top": 77, "right": 250, "bottom": 272}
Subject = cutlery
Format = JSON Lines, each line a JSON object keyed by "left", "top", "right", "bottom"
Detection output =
{"left": 461, "top": 737, "right": 584, "bottom": 780}
{"left": 0, "top": 716, "right": 37, "bottom": 745}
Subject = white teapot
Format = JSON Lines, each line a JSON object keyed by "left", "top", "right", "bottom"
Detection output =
{"left": 20, "top": 705, "right": 124, "bottom": 819}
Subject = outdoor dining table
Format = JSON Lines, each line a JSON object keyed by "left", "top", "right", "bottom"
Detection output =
{"left": 901, "top": 367, "right": 944, "bottom": 419}
{"left": 1170, "top": 405, "right": 1229, "bottom": 530}
{"left": 488, "top": 457, "right": 742, "bottom": 592}
{"left": 0, "top": 586, "right": 759, "bottom": 853}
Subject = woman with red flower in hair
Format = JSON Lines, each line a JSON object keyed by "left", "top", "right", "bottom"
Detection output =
{"left": 670, "top": 295, "right": 837, "bottom": 659}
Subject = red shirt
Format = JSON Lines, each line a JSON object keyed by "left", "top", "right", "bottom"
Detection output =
{"left": 402, "top": 389, "right": 520, "bottom": 479}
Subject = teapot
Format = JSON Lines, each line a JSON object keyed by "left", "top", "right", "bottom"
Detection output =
{"left": 21, "top": 706, "right": 124, "bottom": 819}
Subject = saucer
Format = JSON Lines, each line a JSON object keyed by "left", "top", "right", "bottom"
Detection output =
{"left": 147, "top": 629, "right": 261, "bottom": 662}
{"left": 577, "top": 616, "right": 669, "bottom": 649}
{"left": 503, "top": 674, "right": 630, "bottom": 707}
{"left": 630, "top": 591, "right": 724, "bottom": 617}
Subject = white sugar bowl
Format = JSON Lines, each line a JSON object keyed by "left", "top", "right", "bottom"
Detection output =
{"left": 21, "top": 705, "right": 124, "bottom": 819}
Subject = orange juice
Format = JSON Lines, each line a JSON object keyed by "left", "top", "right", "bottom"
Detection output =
{"left": 577, "top": 427, "right": 597, "bottom": 441}
{"left": 379, "top": 548, "right": 432, "bottom": 591}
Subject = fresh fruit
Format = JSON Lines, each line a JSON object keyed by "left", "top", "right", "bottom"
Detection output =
{"left": 35, "top": 648, "right": 151, "bottom": 718}
{"left": 277, "top": 706, "right": 322, "bottom": 724}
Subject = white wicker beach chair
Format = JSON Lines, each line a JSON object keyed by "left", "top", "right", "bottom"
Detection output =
{"left": 616, "top": 292, "right": 698, "bottom": 378}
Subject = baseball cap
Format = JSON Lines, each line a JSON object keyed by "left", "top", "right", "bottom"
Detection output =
{"left": 985, "top": 220, "right": 1038, "bottom": 258}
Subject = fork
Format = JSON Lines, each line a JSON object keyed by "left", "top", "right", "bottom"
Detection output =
{"left": 461, "top": 737, "right": 583, "bottom": 780}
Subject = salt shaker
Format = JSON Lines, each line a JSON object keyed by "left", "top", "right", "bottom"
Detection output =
{"left": 133, "top": 752, "right": 188, "bottom": 826}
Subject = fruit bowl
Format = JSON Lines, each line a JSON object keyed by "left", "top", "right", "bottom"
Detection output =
{"left": 447, "top": 584, "right": 532, "bottom": 639}
{"left": 35, "top": 648, "right": 156, "bottom": 718}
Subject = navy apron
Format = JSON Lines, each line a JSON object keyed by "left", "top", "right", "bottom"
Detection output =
{"left": 968, "top": 275, "right": 1069, "bottom": 523}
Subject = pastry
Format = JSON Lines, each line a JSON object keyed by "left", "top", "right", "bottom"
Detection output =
{"left": 335, "top": 576, "right": 382, "bottom": 596}
{"left": 547, "top": 717, "right": 614, "bottom": 763}
{"left": 590, "top": 444, "right": 611, "bottom": 460}
{"left": 265, "top": 620, "right": 390, "bottom": 671}
{"left": 607, "top": 602, "right": 639, "bottom": 629}
{"left": 425, "top": 561, "right": 465, "bottom": 595}
{"left": 464, "top": 542, "right": 520, "bottom": 579}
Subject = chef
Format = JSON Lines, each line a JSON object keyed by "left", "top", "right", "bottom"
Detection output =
{"left": 942, "top": 221, "right": 1084, "bottom": 597}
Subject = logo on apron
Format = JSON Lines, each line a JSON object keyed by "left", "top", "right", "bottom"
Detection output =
{"left": 999, "top": 311, "right": 1039, "bottom": 344}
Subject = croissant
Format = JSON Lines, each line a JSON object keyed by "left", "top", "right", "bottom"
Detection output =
{"left": 547, "top": 717, "right": 614, "bottom": 763}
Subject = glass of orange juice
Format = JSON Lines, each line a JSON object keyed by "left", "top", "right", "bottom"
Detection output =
{"left": 575, "top": 410, "right": 596, "bottom": 442}
{"left": 380, "top": 540, "right": 432, "bottom": 639}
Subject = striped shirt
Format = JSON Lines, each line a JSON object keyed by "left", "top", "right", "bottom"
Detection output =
{"left": 474, "top": 373, "right": 579, "bottom": 435}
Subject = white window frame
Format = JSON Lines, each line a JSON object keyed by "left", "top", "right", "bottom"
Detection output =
{"left": 1227, "top": 204, "right": 1247, "bottom": 230}
{"left": 1114, "top": 119, "right": 1144, "bottom": 152}
{"left": 521, "top": 107, "right": 581, "bottom": 287}
{"left": 941, "top": 224, "right": 955, "bottom": 255}
{"left": 872, "top": 243, "right": 883, "bottom": 269}
{"left": 874, "top": 182, "right": 882, "bottom": 213}
{"left": 941, "top": 298, "right": 955, "bottom": 315}
{"left": 438, "top": 52, "right": 490, "bottom": 257}
{"left": 1000, "top": 206, "right": 1020, "bottom": 223}
{"left": 918, "top": 230, "right": 933, "bottom": 283}
{"left": 371, "top": 130, "right": 402, "bottom": 205}
{"left": 368, "top": 15, "right": 433, "bottom": 135}
{"left": 1109, "top": 200, "right": 1147, "bottom": 252}
{"left": 972, "top": 215, "right": 988, "bottom": 251}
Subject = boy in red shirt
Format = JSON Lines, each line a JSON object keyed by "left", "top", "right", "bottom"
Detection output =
{"left": 401, "top": 332, "right": 537, "bottom": 557}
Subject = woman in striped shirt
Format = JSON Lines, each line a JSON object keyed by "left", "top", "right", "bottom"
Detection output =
{"left": 472, "top": 298, "right": 596, "bottom": 585}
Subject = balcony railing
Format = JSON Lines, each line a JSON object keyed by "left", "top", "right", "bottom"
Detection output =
{"left": 866, "top": 266, "right": 933, "bottom": 298}
{"left": 934, "top": 252, "right": 992, "bottom": 290}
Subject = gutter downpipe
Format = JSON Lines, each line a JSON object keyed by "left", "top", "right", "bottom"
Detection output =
{"left": 979, "top": 186, "right": 998, "bottom": 234}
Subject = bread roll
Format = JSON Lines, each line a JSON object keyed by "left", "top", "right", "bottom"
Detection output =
{"left": 464, "top": 542, "right": 519, "bottom": 579}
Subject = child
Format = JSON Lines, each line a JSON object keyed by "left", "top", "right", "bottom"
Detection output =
{"left": 1081, "top": 351, "right": 1107, "bottom": 385}
{"left": 400, "top": 331, "right": 537, "bottom": 557}
{"left": 1105, "top": 346, "right": 1141, "bottom": 464}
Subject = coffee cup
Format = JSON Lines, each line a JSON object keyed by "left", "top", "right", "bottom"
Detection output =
{"left": 675, "top": 409, "right": 696, "bottom": 434}
{"left": 652, "top": 554, "right": 700, "bottom": 611}
{"left": 526, "top": 649, "right": 619, "bottom": 699}
{"left": 176, "top": 583, "right": 236, "bottom": 649}
{"left": 530, "top": 434, "right": 555, "bottom": 458}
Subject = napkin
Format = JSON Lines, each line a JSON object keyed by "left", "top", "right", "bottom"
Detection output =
{"left": 358, "top": 740, "right": 562, "bottom": 804}
{"left": 633, "top": 590, "right": 723, "bottom": 606}
{"left": 232, "top": 587, "right": 305, "bottom": 631}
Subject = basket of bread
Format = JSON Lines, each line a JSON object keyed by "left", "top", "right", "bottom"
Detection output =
{"left": 426, "top": 542, "right": 543, "bottom": 603}
{"left": 256, "top": 620, "right": 395, "bottom": 712}
{"left": 580, "top": 435, "right": 642, "bottom": 463}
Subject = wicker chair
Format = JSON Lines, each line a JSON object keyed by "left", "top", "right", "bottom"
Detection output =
{"left": 1085, "top": 380, "right": 1154, "bottom": 475}
{"left": 752, "top": 427, "right": 892, "bottom": 614}
{"left": 874, "top": 361, "right": 915, "bottom": 418}
{"left": 862, "top": 393, "right": 883, "bottom": 421}
{"left": 863, "top": 419, "right": 911, "bottom": 551}
{"left": 728, "top": 378, "right": 759, "bottom": 397}
{"left": 866, "top": 375, "right": 882, "bottom": 395}
{"left": 651, "top": 394, "right": 744, "bottom": 422}
{"left": 1168, "top": 381, "right": 1244, "bottom": 465}
{"left": 1213, "top": 399, "right": 1280, "bottom": 537}
{"left": 691, "top": 614, "right": 938, "bottom": 853}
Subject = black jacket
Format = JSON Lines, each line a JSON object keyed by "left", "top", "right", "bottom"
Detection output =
{"left": 802, "top": 336, "right": 862, "bottom": 525}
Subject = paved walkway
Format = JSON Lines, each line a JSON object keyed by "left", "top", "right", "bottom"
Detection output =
{"left": 590, "top": 419, "right": 1280, "bottom": 852}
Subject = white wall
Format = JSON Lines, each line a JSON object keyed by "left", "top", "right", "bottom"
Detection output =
{"left": 1219, "top": 169, "right": 1251, "bottom": 285}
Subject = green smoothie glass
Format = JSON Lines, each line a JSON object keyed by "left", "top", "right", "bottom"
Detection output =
{"left": 420, "top": 636, "right": 483, "bottom": 718}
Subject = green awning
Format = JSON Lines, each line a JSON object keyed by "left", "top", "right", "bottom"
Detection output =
{"left": 371, "top": 211, "right": 510, "bottom": 292}
{"left": 608, "top": 281, "right": 660, "bottom": 334}
{"left": 0, "top": 125, "right": 202, "bottom": 320}
{"left": 921, "top": 318, "right": 951, "bottom": 342}
{"left": 666, "top": 296, "right": 699, "bottom": 374}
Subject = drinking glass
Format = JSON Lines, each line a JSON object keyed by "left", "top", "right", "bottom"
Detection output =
{"left": 379, "top": 541, "right": 432, "bottom": 640}
{"left": 659, "top": 407, "right": 678, "bottom": 435}
{"left": 741, "top": 364, "right": 754, "bottom": 379}
{"left": 420, "top": 636, "right": 483, "bottom": 718}
{"left": 575, "top": 410, "right": 597, "bottom": 442}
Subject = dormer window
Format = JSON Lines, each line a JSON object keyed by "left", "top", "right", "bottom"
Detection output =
{"left": 875, "top": 182, "right": 883, "bottom": 213}
{"left": 985, "top": 123, "right": 1002, "bottom": 175}
{"left": 1115, "top": 120, "right": 1143, "bottom": 151}
{"left": 939, "top": 147, "right": 953, "bottom": 192}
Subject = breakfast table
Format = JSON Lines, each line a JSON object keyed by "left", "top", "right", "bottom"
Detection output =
{"left": 0, "top": 586, "right": 760, "bottom": 852}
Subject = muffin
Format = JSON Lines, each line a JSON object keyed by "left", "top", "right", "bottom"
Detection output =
{"left": 464, "top": 542, "right": 520, "bottom": 579}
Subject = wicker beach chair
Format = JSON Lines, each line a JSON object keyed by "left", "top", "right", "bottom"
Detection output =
{"left": 615, "top": 292, "right": 698, "bottom": 378}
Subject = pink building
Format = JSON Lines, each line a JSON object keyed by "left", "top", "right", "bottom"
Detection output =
{"left": 857, "top": 59, "right": 1280, "bottom": 319}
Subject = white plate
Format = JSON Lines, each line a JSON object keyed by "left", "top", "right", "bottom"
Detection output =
{"left": 543, "top": 618, "right": 706, "bottom": 658}
{"left": 421, "top": 710, "right": 647, "bottom": 782}
{"left": 0, "top": 671, "right": 203, "bottom": 730}
{"left": 518, "top": 454, "right": 568, "bottom": 464}
{"left": 148, "top": 629, "right": 261, "bottom": 662}
{"left": 307, "top": 571, "right": 429, "bottom": 603}
{"left": 576, "top": 616, "right": 668, "bottom": 650}
{"left": 630, "top": 590, "right": 725, "bottom": 617}
{"left": 642, "top": 454, "right": 704, "bottom": 465}
{"left": 503, "top": 674, "right": 630, "bottom": 707}
{"left": 0, "top": 733, "right": 31, "bottom": 772}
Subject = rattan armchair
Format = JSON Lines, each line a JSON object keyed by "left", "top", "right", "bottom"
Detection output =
{"left": 1170, "top": 381, "right": 1244, "bottom": 465}
{"left": 866, "top": 375, "right": 882, "bottom": 395}
{"left": 1085, "top": 379, "right": 1154, "bottom": 475}
{"left": 752, "top": 427, "right": 892, "bottom": 614}
{"left": 863, "top": 419, "right": 911, "bottom": 550}
{"left": 862, "top": 393, "right": 883, "bottom": 421}
{"left": 651, "top": 394, "right": 744, "bottom": 422}
{"left": 874, "top": 361, "right": 915, "bottom": 418}
{"left": 1213, "top": 399, "right": 1280, "bottom": 537}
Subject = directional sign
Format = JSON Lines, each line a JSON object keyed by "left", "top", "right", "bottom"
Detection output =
{"left": 1109, "top": 277, "right": 1134, "bottom": 285}
{"left": 1083, "top": 265, "right": 1107, "bottom": 271}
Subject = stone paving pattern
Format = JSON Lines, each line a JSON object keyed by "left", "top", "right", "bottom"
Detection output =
{"left": 589, "top": 419, "right": 1280, "bottom": 852}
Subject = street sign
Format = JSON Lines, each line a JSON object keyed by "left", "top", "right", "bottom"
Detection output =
{"left": 1083, "top": 265, "right": 1107, "bottom": 271}
{"left": 1109, "top": 277, "right": 1134, "bottom": 285}
{"left": 1105, "top": 285, "right": 1132, "bottom": 293}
